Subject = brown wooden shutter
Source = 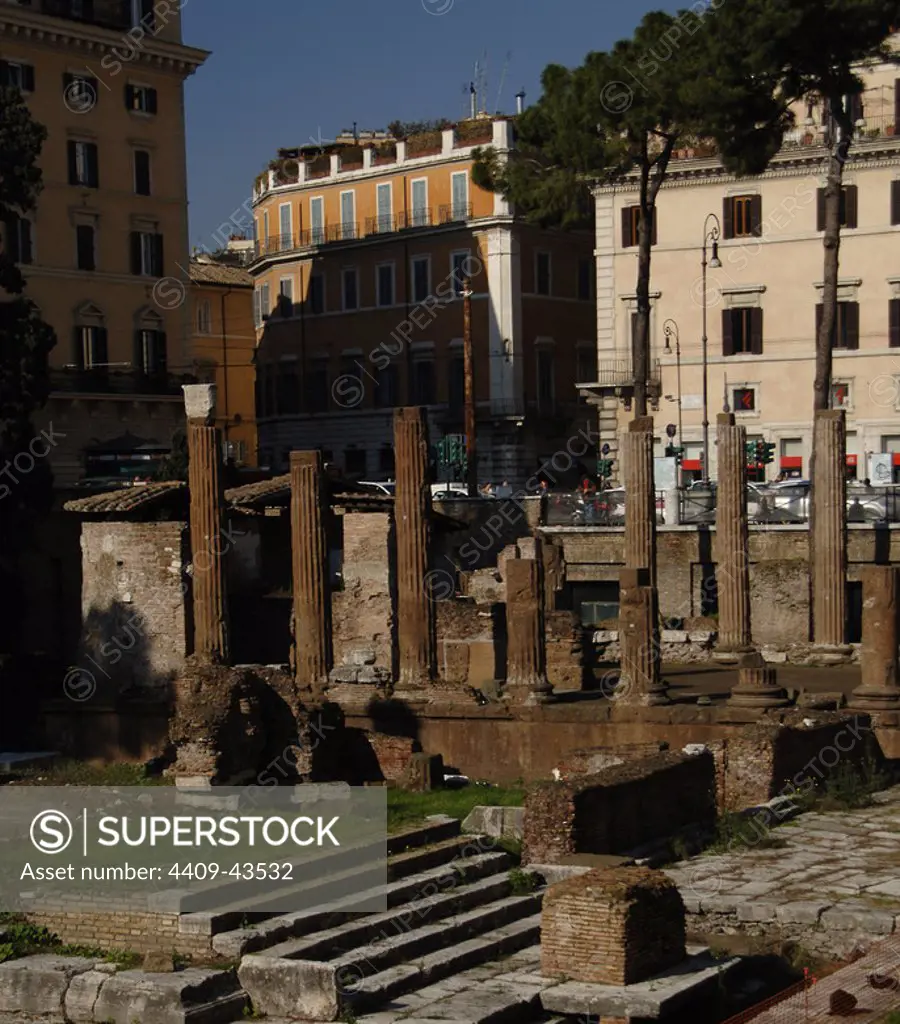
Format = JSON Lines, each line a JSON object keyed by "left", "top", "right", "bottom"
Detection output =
{"left": 895, "top": 80, "right": 900, "bottom": 129}
{"left": 130, "top": 232, "right": 142, "bottom": 275}
{"left": 892, "top": 181, "right": 900, "bottom": 226}
{"left": 722, "top": 309, "right": 734, "bottom": 356}
{"left": 750, "top": 307, "right": 763, "bottom": 355}
{"left": 722, "top": 196, "right": 734, "bottom": 240}
{"left": 622, "top": 206, "right": 632, "bottom": 248}
{"left": 890, "top": 298, "right": 900, "bottom": 348}
{"left": 72, "top": 327, "right": 84, "bottom": 370}
{"left": 750, "top": 194, "right": 762, "bottom": 237}
{"left": 817, "top": 188, "right": 826, "bottom": 231}
{"left": 845, "top": 302, "right": 860, "bottom": 350}
{"left": 844, "top": 186, "right": 858, "bottom": 229}
{"left": 67, "top": 141, "right": 78, "bottom": 185}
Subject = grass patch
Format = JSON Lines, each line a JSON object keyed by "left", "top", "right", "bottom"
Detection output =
{"left": 807, "top": 759, "right": 891, "bottom": 812}
{"left": 0, "top": 916, "right": 141, "bottom": 967}
{"left": 704, "top": 812, "right": 789, "bottom": 856}
{"left": 1, "top": 760, "right": 171, "bottom": 787}
{"left": 508, "top": 868, "right": 539, "bottom": 895}
{"left": 386, "top": 786, "right": 524, "bottom": 833}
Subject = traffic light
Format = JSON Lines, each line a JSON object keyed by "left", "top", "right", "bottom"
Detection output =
{"left": 665, "top": 444, "right": 684, "bottom": 465}
{"left": 435, "top": 434, "right": 467, "bottom": 480}
{"left": 746, "top": 441, "right": 758, "bottom": 465}
{"left": 597, "top": 458, "right": 614, "bottom": 479}
{"left": 762, "top": 442, "right": 776, "bottom": 466}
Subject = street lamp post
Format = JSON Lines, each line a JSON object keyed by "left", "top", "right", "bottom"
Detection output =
{"left": 663, "top": 319, "right": 682, "bottom": 451}
{"left": 701, "top": 213, "right": 722, "bottom": 482}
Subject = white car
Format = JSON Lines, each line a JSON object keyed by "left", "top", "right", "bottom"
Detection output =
{"left": 431, "top": 482, "right": 469, "bottom": 499}
{"left": 358, "top": 480, "right": 395, "bottom": 496}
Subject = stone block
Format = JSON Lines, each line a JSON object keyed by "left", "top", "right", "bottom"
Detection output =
{"left": 775, "top": 901, "right": 831, "bottom": 925}
{"left": 356, "top": 666, "right": 390, "bottom": 685}
{"left": 821, "top": 905, "right": 896, "bottom": 934}
{"left": 0, "top": 956, "right": 100, "bottom": 1019}
{"left": 345, "top": 647, "right": 377, "bottom": 667}
{"left": 329, "top": 666, "right": 359, "bottom": 684}
{"left": 594, "top": 630, "right": 619, "bottom": 643}
{"left": 401, "top": 752, "right": 445, "bottom": 792}
{"left": 64, "top": 968, "right": 118, "bottom": 1023}
{"left": 687, "top": 631, "right": 715, "bottom": 644}
{"left": 736, "top": 901, "right": 777, "bottom": 922}
{"left": 462, "top": 805, "right": 524, "bottom": 839}
{"left": 93, "top": 967, "right": 245, "bottom": 1024}
{"left": 239, "top": 956, "right": 339, "bottom": 1021}
{"left": 661, "top": 630, "right": 688, "bottom": 643}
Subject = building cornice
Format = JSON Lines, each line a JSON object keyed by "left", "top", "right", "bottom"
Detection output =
{"left": 0, "top": 7, "right": 209, "bottom": 77}
{"left": 593, "top": 142, "right": 900, "bottom": 195}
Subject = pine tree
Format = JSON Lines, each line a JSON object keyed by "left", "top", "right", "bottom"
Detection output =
{"left": 0, "top": 84, "right": 58, "bottom": 654}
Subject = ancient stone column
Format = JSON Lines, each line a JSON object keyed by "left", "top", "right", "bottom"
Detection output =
{"left": 623, "top": 416, "right": 657, "bottom": 589}
{"left": 617, "top": 568, "right": 668, "bottom": 705}
{"left": 812, "top": 409, "right": 847, "bottom": 647}
{"left": 728, "top": 651, "right": 790, "bottom": 708}
{"left": 184, "top": 384, "right": 229, "bottom": 664}
{"left": 850, "top": 566, "right": 900, "bottom": 709}
{"left": 716, "top": 414, "right": 752, "bottom": 656}
{"left": 290, "top": 451, "right": 332, "bottom": 695}
{"left": 394, "top": 407, "right": 436, "bottom": 691}
{"left": 504, "top": 557, "right": 553, "bottom": 705}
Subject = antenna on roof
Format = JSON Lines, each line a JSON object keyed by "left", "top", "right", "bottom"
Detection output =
{"left": 495, "top": 50, "right": 511, "bottom": 113}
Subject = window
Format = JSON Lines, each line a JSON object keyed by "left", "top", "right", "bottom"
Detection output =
{"left": 723, "top": 195, "right": 761, "bottom": 239}
{"left": 125, "top": 83, "right": 157, "bottom": 114}
{"left": 375, "top": 362, "right": 399, "bottom": 408}
{"left": 412, "top": 358, "right": 435, "bottom": 405}
{"left": 134, "top": 328, "right": 167, "bottom": 376}
{"left": 0, "top": 60, "right": 35, "bottom": 92}
{"left": 831, "top": 380, "right": 851, "bottom": 409}
{"left": 376, "top": 263, "right": 395, "bottom": 307}
{"left": 537, "top": 349, "right": 555, "bottom": 410}
{"left": 277, "top": 361, "right": 300, "bottom": 414}
{"left": 722, "top": 307, "right": 763, "bottom": 356}
{"left": 133, "top": 149, "right": 151, "bottom": 196}
{"left": 262, "top": 210, "right": 269, "bottom": 247}
{"left": 448, "top": 354, "right": 465, "bottom": 410}
{"left": 306, "top": 359, "right": 329, "bottom": 413}
{"left": 130, "top": 231, "right": 164, "bottom": 276}
{"left": 63, "top": 73, "right": 98, "bottom": 112}
{"left": 278, "top": 276, "right": 294, "bottom": 316}
{"left": 732, "top": 386, "right": 756, "bottom": 412}
{"left": 342, "top": 267, "right": 359, "bottom": 311}
{"left": 68, "top": 141, "right": 99, "bottom": 188}
{"left": 451, "top": 251, "right": 469, "bottom": 297}
{"left": 816, "top": 301, "right": 859, "bottom": 350}
{"left": 131, "top": 0, "right": 156, "bottom": 29}
{"left": 535, "top": 252, "right": 551, "bottom": 296}
{"left": 891, "top": 297, "right": 900, "bottom": 348}
{"left": 451, "top": 171, "right": 469, "bottom": 220}
{"left": 817, "top": 186, "right": 858, "bottom": 230}
{"left": 73, "top": 324, "right": 108, "bottom": 371}
{"left": 411, "top": 256, "right": 430, "bottom": 303}
{"left": 577, "top": 259, "right": 593, "bottom": 301}
{"left": 278, "top": 203, "right": 292, "bottom": 249}
{"left": 576, "top": 346, "right": 597, "bottom": 384}
{"left": 308, "top": 273, "right": 325, "bottom": 315}
{"left": 197, "top": 299, "right": 211, "bottom": 334}
{"left": 76, "top": 224, "right": 94, "bottom": 271}
{"left": 376, "top": 182, "right": 392, "bottom": 233}
{"left": 339, "top": 191, "right": 356, "bottom": 240}
{"left": 345, "top": 448, "right": 367, "bottom": 477}
{"left": 411, "top": 178, "right": 428, "bottom": 227}
{"left": 780, "top": 438, "right": 803, "bottom": 478}
{"left": 621, "top": 205, "right": 656, "bottom": 248}
{"left": 892, "top": 179, "right": 900, "bottom": 227}
{"left": 310, "top": 197, "right": 325, "bottom": 244}
{"left": 378, "top": 445, "right": 395, "bottom": 474}
{"left": 3, "top": 214, "right": 33, "bottom": 265}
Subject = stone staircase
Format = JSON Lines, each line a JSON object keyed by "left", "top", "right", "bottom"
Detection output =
{"left": 220, "top": 816, "right": 550, "bottom": 1022}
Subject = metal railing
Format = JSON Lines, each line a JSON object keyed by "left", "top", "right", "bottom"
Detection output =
{"left": 545, "top": 489, "right": 667, "bottom": 527}
{"left": 438, "top": 202, "right": 473, "bottom": 224}
{"left": 50, "top": 369, "right": 194, "bottom": 397}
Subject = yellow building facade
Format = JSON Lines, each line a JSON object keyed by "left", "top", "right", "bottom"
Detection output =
{"left": 0, "top": 0, "right": 207, "bottom": 489}
{"left": 250, "top": 120, "right": 597, "bottom": 485}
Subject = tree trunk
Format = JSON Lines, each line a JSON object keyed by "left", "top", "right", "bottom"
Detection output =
{"left": 810, "top": 92, "right": 852, "bottom": 640}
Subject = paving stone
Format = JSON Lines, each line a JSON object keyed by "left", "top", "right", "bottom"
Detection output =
{"left": 820, "top": 904, "right": 897, "bottom": 934}
{"left": 737, "top": 902, "right": 778, "bottom": 923}
{"left": 775, "top": 901, "right": 832, "bottom": 925}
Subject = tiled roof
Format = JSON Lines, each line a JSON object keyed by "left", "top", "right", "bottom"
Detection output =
{"left": 189, "top": 261, "right": 254, "bottom": 288}
{"left": 63, "top": 481, "right": 186, "bottom": 514}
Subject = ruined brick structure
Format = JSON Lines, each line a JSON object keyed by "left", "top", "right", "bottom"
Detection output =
{"left": 541, "top": 867, "right": 686, "bottom": 985}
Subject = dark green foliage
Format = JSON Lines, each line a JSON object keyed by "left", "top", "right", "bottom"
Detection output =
{"left": 387, "top": 118, "right": 453, "bottom": 139}
{"left": 153, "top": 426, "right": 189, "bottom": 481}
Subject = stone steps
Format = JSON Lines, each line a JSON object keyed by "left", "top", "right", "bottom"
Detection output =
{"left": 212, "top": 848, "right": 510, "bottom": 958}
{"left": 264, "top": 871, "right": 518, "bottom": 960}
{"left": 344, "top": 911, "right": 543, "bottom": 1015}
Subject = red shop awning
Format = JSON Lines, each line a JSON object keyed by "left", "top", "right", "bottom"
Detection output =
{"left": 780, "top": 456, "right": 802, "bottom": 469}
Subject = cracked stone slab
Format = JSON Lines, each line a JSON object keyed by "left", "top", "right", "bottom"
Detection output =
{"left": 775, "top": 901, "right": 832, "bottom": 925}
{"left": 820, "top": 904, "right": 897, "bottom": 934}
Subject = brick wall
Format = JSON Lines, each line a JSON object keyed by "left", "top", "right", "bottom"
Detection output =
{"left": 367, "top": 733, "right": 420, "bottom": 781}
{"left": 78, "top": 521, "right": 188, "bottom": 699}
{"left": 555, "top": 741, "right": 669, "bottom": 780}
{"left": 540, "top": 867, "right": 685, "bottom": 985}
{"left": 27, "top": 910, "right": 212, "bottom": 957}
{"left": 524, "top": 750, "right": 716, "bottom": 863}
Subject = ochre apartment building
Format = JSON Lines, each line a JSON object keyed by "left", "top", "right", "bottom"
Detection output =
{"left": 589, "top": 39, "right": 900, "bottom": 484}
{"left": 250, "top": 118, "right": 597, "bottom": 485}
{"left": 0, "top": 0, "right": 207, "bottom": 489}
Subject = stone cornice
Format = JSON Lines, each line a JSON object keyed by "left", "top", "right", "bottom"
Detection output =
{"left": 0, "top": 6, "right": 209, "bottom": 77}
{"left": 593, "top": 142, "right": 900, "bottom": 195}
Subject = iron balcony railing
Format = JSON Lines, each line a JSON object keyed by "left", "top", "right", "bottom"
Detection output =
{"left": 438, "top": 202, "right": 473, "bottom": 224}
{"left": 50, "top": 369, "right": 195, "bottom": 397}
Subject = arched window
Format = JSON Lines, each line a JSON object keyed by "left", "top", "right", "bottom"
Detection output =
{"left": 133, "top": 306, "right": 167, "bottom": 377}
{"left": 72, "top": 301, "right": 107, "bottom": 371}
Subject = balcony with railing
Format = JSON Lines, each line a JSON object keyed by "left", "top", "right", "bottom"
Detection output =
{"left": 439, "top": 202, "right": 473, "bottom": 224}
{"left": 18, "top": 0, "right": 136, "bottom": 31}
{"left": 50, "top": 368, "right": 196, "bottom": 397}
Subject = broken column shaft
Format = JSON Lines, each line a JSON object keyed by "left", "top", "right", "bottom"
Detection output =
{"left": 394, "top": 407, "right": 436, "bottom": 691}
{"left": 716, "top": 413, "right": 752, "bottom": 654}
{"left": 504, "top": 556, "right": 553, "bottom": 705}
{"left": 290, "top": 450, "right": 332, "bottom": 695}
{"left": 184, "top": 384, "right": 229, "bottom": 664}
{"left": 812, "top": 409, "right": 847, "bottom": 647}
{"left": 617, "top": 568, "right": 668, "bottom": 705}
{"left": 850, "top": 566, "right": 900, "bottom": 709}
{"left": 623, "top": 416, "right": 657, "bottom": 590}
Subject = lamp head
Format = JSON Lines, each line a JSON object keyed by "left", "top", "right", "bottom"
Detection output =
{"left": 709, "top": 240, "right": 722, "bottom": 269}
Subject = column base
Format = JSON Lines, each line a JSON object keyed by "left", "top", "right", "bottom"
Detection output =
{"left": 728, "top": 664, "right": 792, "bottom": 708}
{"left": 848, "top": 684, "right": 900, "bottom": 710}
{"left": 807, "top": 644, "right": 854, "bottom": 666}
{"left": 614, "top": 680, "right": 671, "bottom": 706}
{"left": 712, "top": 644, "right": 755, "bottom": 665}
{"left": 503, "top": 679, "right": 555, "bottom": 706}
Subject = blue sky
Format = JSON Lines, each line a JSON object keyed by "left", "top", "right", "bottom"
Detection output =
{"left": 182, "top": 0, "right": 684, "bottom": 249}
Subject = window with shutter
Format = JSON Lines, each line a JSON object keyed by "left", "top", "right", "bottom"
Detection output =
{"left": 890, "top": 299, "right": 900, "bottom": 348}
{"left": 843, "top": 186, "right": 858, "bottom": 229}
{"left": 722, "top": 308, "right": 734, "bottom": 356}
{"left": 817, "top": 188, "right": 826, "bottom": 231}
{"left": 69, "top": 141, "right": 99, "bottom": 188}
{"left": 750, "top": 308, "right": 764, "bottom": 354}
{"left": 1, "top": 61, "right": 35, "bottom": 92}
{"left": 76, "top": 224, "right": 95, "bottom": 271}
{"left": 134, "top": 150, "right": 151, "bottom": 196}
{"left": 621, "top": 205, "right": 653, "bottom": 248}
{"left": 893, "top": 181, "right": 900, "bottom": 227}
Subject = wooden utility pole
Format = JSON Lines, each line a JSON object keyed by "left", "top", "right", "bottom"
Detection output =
{"left": 463, "top": 277, "right": 477, "bottom": 497}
